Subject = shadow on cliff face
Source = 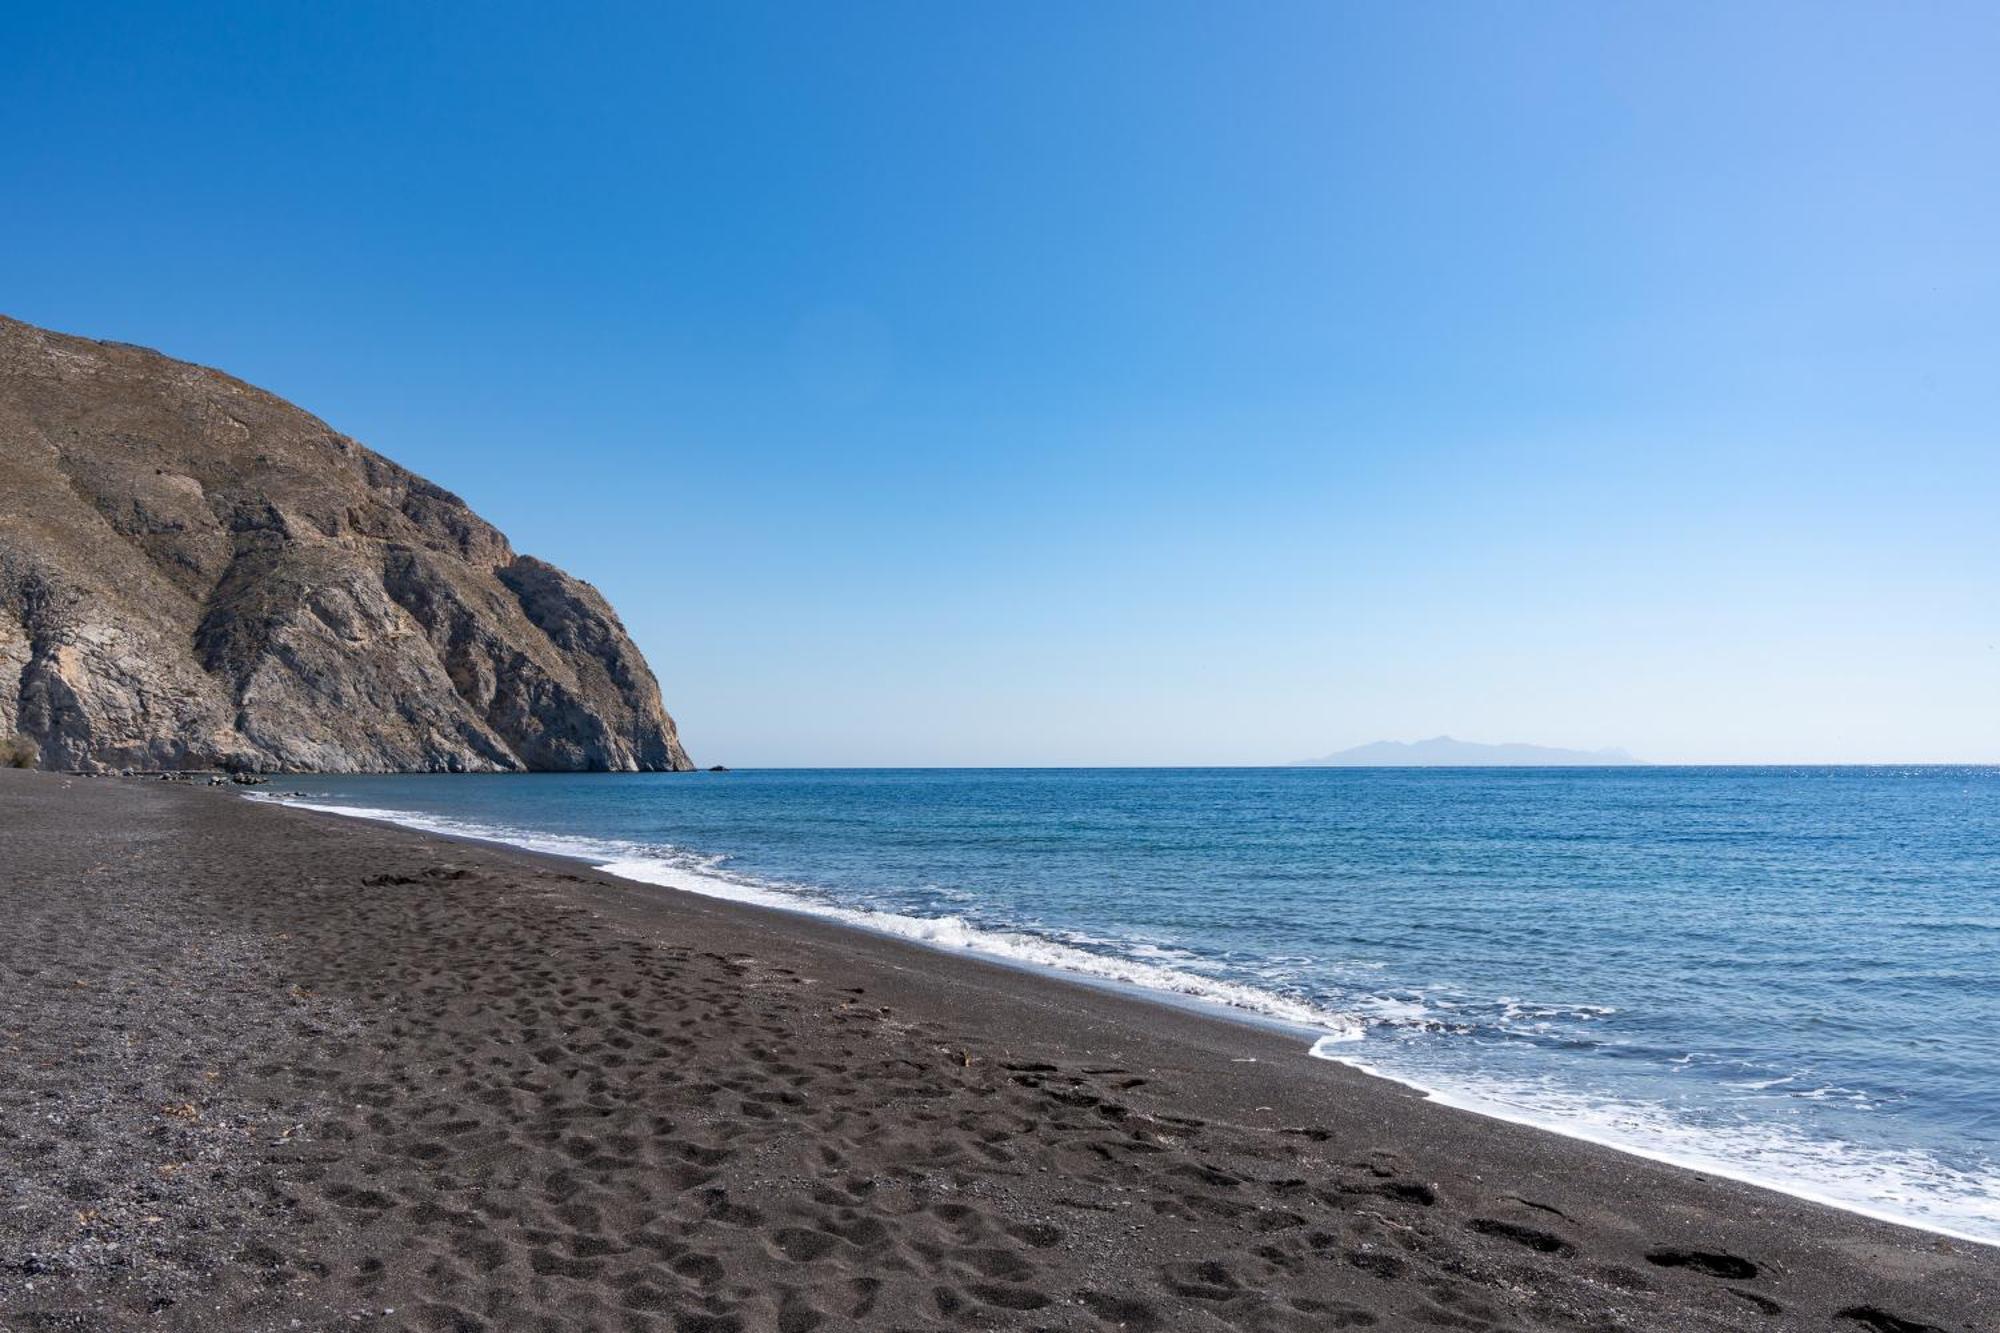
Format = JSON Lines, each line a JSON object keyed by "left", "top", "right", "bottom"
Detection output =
{"left": 0, "top": 314, "right": 694, "bottom": 774}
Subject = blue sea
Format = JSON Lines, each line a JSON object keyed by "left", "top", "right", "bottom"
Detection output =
{"left": 261, "top": 766, "right": 2000, "bottom": 1244}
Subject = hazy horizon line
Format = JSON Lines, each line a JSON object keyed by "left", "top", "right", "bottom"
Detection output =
{"left": 320, "top": 761, "right": 2000, "bottom": 773}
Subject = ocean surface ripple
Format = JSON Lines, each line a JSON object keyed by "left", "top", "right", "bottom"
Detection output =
{"left": 258, "top": 766, "right": 2000, "bottom": 1245}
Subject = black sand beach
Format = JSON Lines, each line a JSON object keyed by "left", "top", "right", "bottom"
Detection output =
{"left": 2, "top": 770, "right": 1992, "bottom": 1332}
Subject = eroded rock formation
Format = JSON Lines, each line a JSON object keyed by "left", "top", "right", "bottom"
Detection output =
{"left": 0, "top": 315, "right": 693, "bottom": 772}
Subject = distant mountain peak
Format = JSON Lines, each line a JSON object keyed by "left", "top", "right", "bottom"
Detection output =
{"left": 1297, "top": 737, "right": 1638, "bottom": 767}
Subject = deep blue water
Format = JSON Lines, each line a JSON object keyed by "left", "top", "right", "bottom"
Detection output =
{"left": 264, "top": 767, "right": 2000, "bottom": 1243}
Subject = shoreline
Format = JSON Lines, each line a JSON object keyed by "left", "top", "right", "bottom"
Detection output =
{"left": 259, "top": 787, "right": 2000, "bottom": 1253}
{"left": 3, "top": 769, "right": 1992, "bottom": 1331}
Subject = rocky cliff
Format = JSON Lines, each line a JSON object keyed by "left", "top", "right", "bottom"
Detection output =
{"left": 0, "top": 315, "right": 694, "bottom": 773}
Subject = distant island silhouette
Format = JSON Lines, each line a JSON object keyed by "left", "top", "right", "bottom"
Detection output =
{"left": 1298, "top": 736, "right": 1639, "bottom": 767}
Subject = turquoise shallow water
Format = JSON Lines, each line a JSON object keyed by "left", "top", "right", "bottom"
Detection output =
{"left": 265, "top": 766, "right": 2000, "bottom": 1243}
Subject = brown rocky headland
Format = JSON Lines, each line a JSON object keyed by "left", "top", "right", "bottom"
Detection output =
{"left": 0, "top": 315, "right": 691, "bottom": 773}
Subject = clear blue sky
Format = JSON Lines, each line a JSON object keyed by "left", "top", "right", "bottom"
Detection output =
{"left": 5, "top": 3, "right": 1995, "bottom": 764}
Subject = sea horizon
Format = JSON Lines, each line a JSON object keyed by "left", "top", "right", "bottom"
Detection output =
{"left": 11, "top": 3, "right": 1999, "bottom": 1325}
{"left": 259, "top": 765, "right": 2000, "bottom": 1248}
{"left": 245, "top": 761, "right": 2000, "bottom": 771}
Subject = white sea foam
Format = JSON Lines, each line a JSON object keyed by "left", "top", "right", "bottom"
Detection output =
{"left": 256, "top": 791, "right": 1999, "bottom": 1249}
{"left": 256, "top": 795, "right": 1367, "bottom": 1041}
{"left": 1309, "top": 1037, "right": 2000, "bottom": 1248}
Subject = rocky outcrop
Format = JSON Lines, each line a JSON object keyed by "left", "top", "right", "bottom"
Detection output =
{"left": 0, "top": 315, "right": 694, "bottom": 772}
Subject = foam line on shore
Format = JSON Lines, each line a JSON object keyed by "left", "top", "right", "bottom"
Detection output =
{"left": 1310, "top": 1038, "right": 2000, "bottom": 1249}
{"left": 256, "top": 796, "right": 1367, "bottom": 1041}
{"left": 258, "top": 793, "right": 2000, "bottom": 1250}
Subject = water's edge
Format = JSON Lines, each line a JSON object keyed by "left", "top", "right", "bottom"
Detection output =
{"left": 252, "top": 791, "right": 1999, "bottom": 1250}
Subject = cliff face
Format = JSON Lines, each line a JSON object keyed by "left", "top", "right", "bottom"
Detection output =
{"left": 0, "top": 315, "right": 694, "bottom": 773}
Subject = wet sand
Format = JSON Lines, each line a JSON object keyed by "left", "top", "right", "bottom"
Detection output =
{"left": 1, "top": 769, "right": 1992, "bottom": 1331}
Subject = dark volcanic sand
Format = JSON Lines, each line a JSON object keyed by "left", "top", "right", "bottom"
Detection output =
{"left": 1, "top": 771, "right": 1992, "bottom": 1332}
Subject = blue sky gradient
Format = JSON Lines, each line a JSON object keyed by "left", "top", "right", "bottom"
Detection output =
{"left": 5, "top": 3, "right": 1995, "bottom": 763}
